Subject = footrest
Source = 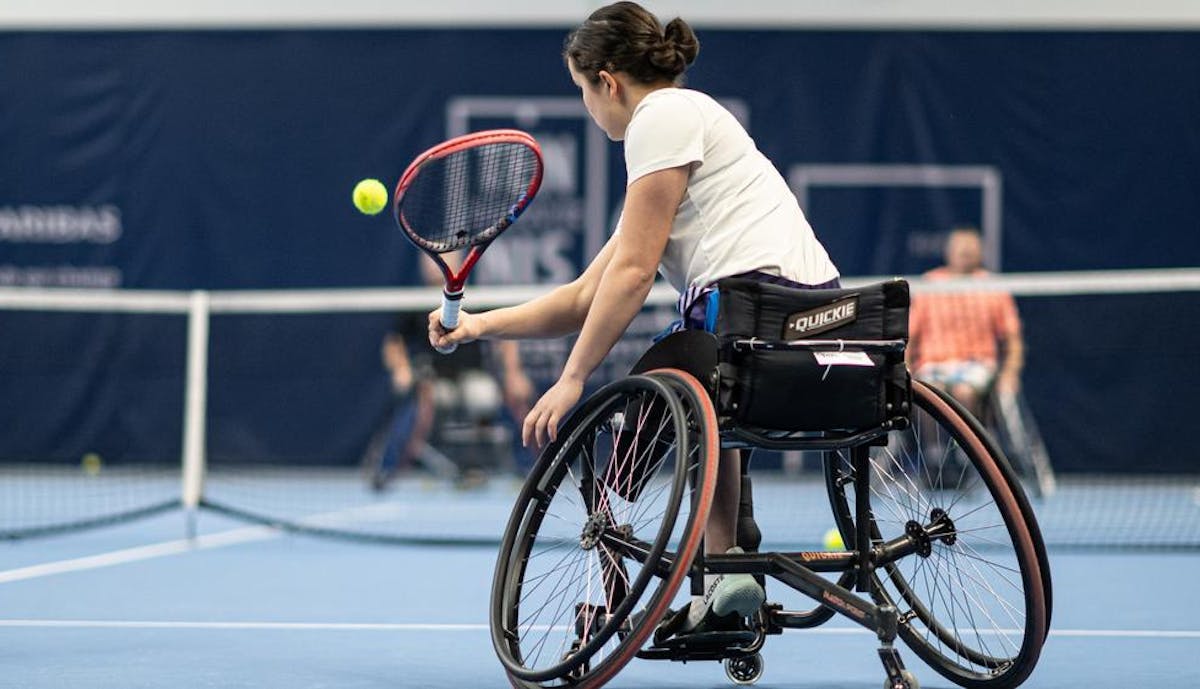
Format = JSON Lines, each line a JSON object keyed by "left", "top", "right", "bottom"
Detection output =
{"left": 638, "top": 630, "right": 759, "bottom": 661}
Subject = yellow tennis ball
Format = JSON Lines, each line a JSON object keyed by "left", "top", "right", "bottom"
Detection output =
{"left": 81, "top": 453, "right": 103, "bottom": 476}
{"left": 823, "top": 527, "right": 845, "bottom": 551}
{"left": 352, "top": 178, "right": 388, "bottom": 215}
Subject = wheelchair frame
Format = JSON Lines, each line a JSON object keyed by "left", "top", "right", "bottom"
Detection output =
{"left": 490, "top": 334, "right": 1051, "bottom": 689}
{"left": 639, "top": 338, "right": 933, "bottom": 688}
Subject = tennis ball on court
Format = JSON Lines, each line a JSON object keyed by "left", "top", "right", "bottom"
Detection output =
{"left": 352, "top": 178, "right": 388, "bottom": 215}
{"left": 81, "top": 453, "right": 103, "bottom": 476}
{"left": 823, "top": 527, "right": 845, "bottom": 551}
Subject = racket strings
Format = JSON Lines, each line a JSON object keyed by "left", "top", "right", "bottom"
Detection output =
{"left": 400, "top": 142, "right": 540, "bottom": 253}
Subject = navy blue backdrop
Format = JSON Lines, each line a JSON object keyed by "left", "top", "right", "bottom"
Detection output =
{"left": 1, "top": 29, "right": 1198, "bottom": 471}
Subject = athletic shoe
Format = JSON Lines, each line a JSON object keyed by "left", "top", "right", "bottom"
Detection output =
{"left": 678, "top": 547, "right": 765, "bottom": 634}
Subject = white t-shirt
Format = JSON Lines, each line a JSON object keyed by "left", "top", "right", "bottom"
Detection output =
{"left": 621, "top": 88, "right": 839, "bottom": 295}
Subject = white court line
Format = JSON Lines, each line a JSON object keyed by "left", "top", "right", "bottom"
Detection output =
{"left": 0, "top": 620, "right": 1197, "bottom": 640}
{"left": 0, "top": 525, "right": 277, "bottom": 585}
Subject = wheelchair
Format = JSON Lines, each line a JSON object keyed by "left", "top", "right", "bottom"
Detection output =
{"left": 982, "top": 387, "right": 1057, "bottom": 499}
{"left": 489, "top": 278, "right": 1052, "bottom": 689}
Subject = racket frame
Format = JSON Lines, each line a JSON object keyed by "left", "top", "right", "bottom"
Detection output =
{"left": 392, "top": 128, "right": 543, "bottom": 347}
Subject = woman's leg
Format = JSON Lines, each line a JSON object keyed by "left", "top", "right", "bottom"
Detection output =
{"left": 705, "top": 448, "right": 742, "bottom": 554}
{"left": 661, "top": 446, "right": 761, "bottom": 637}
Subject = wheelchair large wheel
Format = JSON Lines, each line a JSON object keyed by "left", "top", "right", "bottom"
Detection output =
{"left": 923, "top": 383, "right": 1053, "bottom": 633}
{"left": 826, "top": 380, "right": 1049, "bottom": 689}
{"left": 491, "top": 374, "right": 718, "bottom": 689}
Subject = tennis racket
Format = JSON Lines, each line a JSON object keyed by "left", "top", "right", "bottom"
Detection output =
{"left": 393, "top": 129, "right": 543, "bottom": 353}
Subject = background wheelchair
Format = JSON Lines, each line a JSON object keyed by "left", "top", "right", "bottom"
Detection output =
{"left": 489, "top": 279, "right": 1052, "bottom": 689}
{"left": 982, "top": 387, "right": 1057, "bottom": 499}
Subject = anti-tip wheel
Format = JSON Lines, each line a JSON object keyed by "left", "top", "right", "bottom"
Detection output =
{"left": 886, "top": 670, "right": 919, "bottom": 689}
{"left": 724, "top": 654, "right": 764, "bottom": 686}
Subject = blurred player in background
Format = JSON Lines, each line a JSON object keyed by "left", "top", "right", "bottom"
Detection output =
{"left": 362, "top": 306, "right": 442, "bottom": 490}
{"left": 363, "top": 258, "right": 534, "bottom": 490}
{"left": 428, "top": 1, "right": 839, "bottom": 638}
{"left": 908, "top": 227, "right": 1024, "bottom": 418}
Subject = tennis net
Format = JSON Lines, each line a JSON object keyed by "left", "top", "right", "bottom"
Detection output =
{"left": 1, "top": 268, "right": 1198, "bottom": 548}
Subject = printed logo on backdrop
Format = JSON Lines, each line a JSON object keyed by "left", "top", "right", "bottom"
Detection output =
{"left": 446, "top": 97, "right": 610, "bottom": 385}
{"left": 0, "top": 204, "right": 124, "bottom": 287}
{"left": 447, "top": 97, "right": 609, "bottom": 282}
{"left": 787, "top": 164, "right": 1003, "bottom": 275}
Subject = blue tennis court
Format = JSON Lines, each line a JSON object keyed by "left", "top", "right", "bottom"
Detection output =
{"left": 3, "top": 3, "right": 1200, "bottom": 689}
{"left": 3, "top": 482, "right": 1198, "bottom": 689}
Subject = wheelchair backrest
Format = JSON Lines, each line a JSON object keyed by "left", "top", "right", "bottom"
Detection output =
{"left": 714, "top": 277, "right": 912, "bottom": 433}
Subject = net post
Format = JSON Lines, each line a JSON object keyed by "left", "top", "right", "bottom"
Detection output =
{"left": 181, "top": 290, "right": 211, "bottom": 540}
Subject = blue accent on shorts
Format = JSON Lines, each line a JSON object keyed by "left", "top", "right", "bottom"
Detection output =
{"left": 703, "top": 291, "right": 721, "bottom": 333}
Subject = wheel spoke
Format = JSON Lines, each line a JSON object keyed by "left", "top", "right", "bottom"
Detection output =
{"left": 493, "top": 373, "right": 716, "bottom": 685}
{"left": 830, "top": 381, "right": 1044, "bottom": 687}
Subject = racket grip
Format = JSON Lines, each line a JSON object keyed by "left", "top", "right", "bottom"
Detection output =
{"left": 435, "top": 289, "right": 463, "bottom": 355}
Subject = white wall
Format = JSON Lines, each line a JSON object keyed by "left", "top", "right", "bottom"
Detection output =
{"left": 3, "top": 0, "right": 1200, "bottom": 29}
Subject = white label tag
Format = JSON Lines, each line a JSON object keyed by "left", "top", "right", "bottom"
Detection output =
{"left": 813, "top": 351, "right": 875, "bottom": 367}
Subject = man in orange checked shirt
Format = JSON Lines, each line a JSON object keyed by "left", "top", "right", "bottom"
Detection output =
{"left": 908, "top": 227, "right": 1024, "bottom": 418}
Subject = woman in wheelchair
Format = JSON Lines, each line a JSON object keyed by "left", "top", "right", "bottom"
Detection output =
{"left": 430, "top": 3, "right": 1049, "bottom": 689}
{"left": 430, "top": 0, "right": 838, "bottom": 632}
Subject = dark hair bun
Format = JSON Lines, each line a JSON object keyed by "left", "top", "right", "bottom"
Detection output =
{"left": 565, "top": 3, "right": 700, "bottom": 85}
{"left": 649, "top": 18, "right": 698, "bottom": 78}
{"left": 664, "top": 18, "right": 700, "bottom": 65}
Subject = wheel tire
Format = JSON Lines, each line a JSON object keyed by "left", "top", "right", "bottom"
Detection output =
{"left": 827, "top": 380, "right": 1049, "bottom": 689}
{"left": 491, "top": 374, "right": 718, "bottom": 689}
{"left": 924, "top": 382, "right": 1054, "bottom": 637}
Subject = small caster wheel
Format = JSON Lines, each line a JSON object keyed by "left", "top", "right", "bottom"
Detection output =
{"left": 724, "top": 653, "right": 764, "bottom": 685}
{"left": 885, "top": 669, "right": 919, "bottom": 689}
